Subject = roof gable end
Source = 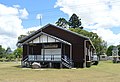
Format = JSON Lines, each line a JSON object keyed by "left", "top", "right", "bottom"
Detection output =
{"left": 18, "top": 24, "right": 89, "bottom": 43}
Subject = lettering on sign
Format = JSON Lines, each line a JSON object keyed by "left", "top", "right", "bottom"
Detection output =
{"left": 44, "top": 44, "right": 58, "bottom": 48}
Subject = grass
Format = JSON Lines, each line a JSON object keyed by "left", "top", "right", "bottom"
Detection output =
{"left": 0, "top": 61, "right": 120, "bottom": 82}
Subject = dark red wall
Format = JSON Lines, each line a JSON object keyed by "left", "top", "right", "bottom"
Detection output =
{"left": 23, "top": 44, "right": 28, "bottom": 60}
{"left": 42, "top": 25, "right": 86, "bottom": 67}
{"left": 21, "top": 25, "right": 92, "bottom": 68}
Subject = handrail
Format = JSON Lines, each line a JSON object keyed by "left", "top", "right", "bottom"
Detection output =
{"left": 61, "top": 58, "right": 70, "bottom": 64}
{"left": 22, "top": 55, "right": 28, "bottom": 63}
{"left": 21, "top": 55, "right": 29, "bottom": 67}
{"left": 62, "top": 55, "right": 72, "bottom": 63}
{"left": 22, "top": 55, "right": 28, "bottom": 60}
{"left": 61, "top": 55, "right": 73, "bottom": 68}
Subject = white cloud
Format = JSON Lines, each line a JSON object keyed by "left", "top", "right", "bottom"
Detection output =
{"left": 19, "top": 8, "right": 29, "bottom": 19}
{"left": 55, "top": 0, "right": 120, "bottom": 46}
{"left": 0, "top": 4, "right": 29, "bottom": 50}
{"left": 0, "top": 3, "right": 42, "bottom": 50}
{"left": 92, "top": 28, "right": 120, "bottom": 46}
{"left": 24, "top": 26, "right": 41, "bottom": 35}
{"left": 0, "top": 4, "right": 18, "bottom": 15}
{"left": 36, "top": 14, "right": 42, "bottom": 19}
{"left": 13, "top": 5, "right": 20, "bottom": 8}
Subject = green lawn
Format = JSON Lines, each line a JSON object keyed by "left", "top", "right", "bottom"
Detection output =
{"left": 0, "top": 61, "right": 120, "bottom": 82}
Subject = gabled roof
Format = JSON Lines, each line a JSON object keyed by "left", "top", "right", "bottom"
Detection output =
{"left": 18, "top": 24, "right": 89, "bottom": 43}
{"left": 17, "top": 24, "right": 95, "bottom": 49}
{"left": 49, "top": 24, "right": 89, "bottom": 39}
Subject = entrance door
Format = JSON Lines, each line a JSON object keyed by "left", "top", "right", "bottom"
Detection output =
{"left": 41, "top": 48, "right": 61, "bottom": 61}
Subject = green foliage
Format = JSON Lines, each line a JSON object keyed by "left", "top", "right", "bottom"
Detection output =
{"left": 13, "top": 48, "right": 23, "bottom": 58}
{"left": 55, "top": 13, "right": 83, "bottom": 29}
{"left": 55, "top": 18, "right": 68, "bottom": 28}
{"left": 69, "top": 13, "right": 82, "bottom": 28}
{"left": 0, "top": 46, "right": 15, "bottom": 61}
{"left": 0, "top": 45, "right": 23, "bottom": 61}
{"left": 0, "top": 45, "right": 6, "bottom": 58}
{"left": 69, "top": 28, "right": 107, "bottom": 55}
{"left": 106, "top": 45, "right": 120, "bottom": 56}
{"left": 106, "top": 45, "right": 115, "bottom": 56}
{"left": 18, "top": 35, "right": 27, "bottom": 41}
{"left": 6, "top": 54, "right": 15, "bottom": 61}
{"left": 6, "top": 47, "right": 12, "bottom": 54}
{"left": 18, "top": 31, "right": 35, "bottom": 42}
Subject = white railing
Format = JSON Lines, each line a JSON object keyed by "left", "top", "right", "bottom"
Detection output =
{"left": 28, "top": 54, "right": 61, "bottom": 61}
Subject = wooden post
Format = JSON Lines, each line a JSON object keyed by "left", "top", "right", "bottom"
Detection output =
{"left": 70, "top": 45, "right": 72, "bottom": 60}
{"left": 49, "top": 62, "right": 52, "bottom": 68}
{"left": 84, "top": 40, "right": 87, "bottom": 68}
{"left": 60, "top": 62, "right": 62, "bottom": 68}
{"left": 27, "top": 44, "right": 29, "bottom": 55}
{"left": 43, "top": 43, "right": 45, "bottom": 62}
{"left": 61, "top": 43, "right": 62, "bottom": 59}
{"left": 89, "top": 45, "right": 91, "bottom": 61}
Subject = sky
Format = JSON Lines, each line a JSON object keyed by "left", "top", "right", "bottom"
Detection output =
{"left": 0, "top": 0, "right": 120, "bottom": 50}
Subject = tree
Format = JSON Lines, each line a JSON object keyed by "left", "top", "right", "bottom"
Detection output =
{"left": 13, "top": 48, "right": 23, "bottom": 58}
{"left": 68, "top": 13, "right": 82, "bottom": 29}
{"left": 6, "top": 53, "right": 15, "bottom": 61}
{"left": 106, "top": 45, "right": 115, "bottom": 56}
{"left": 18, "top": 35, "right": 27, "bottom": 41}
{"left": 18, "top": 31, "right": 36, "bottom": 41}
{"left": 55, "top": 18, "right": 68, "bottom": 28}
{"left": 5, "top": 47, "right": 13, "bottom": 60}
{"left": 6, "top": 47, "right": 12, "bottom": 54}
{"left": 0, "top": 45, "right": 5, "bottom": 58}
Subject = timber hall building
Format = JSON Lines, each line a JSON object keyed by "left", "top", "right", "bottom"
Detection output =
{"left": 17, "top": 24, "right": 95, "bottom": 68}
